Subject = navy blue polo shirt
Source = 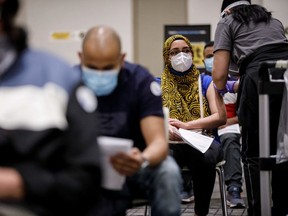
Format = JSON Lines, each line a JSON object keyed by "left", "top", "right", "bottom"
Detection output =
{"left": 77, "top": 62, "right": 164, "bottom": 151}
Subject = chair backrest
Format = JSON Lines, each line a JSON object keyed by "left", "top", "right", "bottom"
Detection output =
{"left": 163, "top": 107, "right": 169, "bottom": 142}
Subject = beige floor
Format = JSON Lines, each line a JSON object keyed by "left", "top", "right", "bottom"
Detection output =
{"left": 127, "top": 172, "right": 248, "bottom": 216}
{"left": 127, "top": 199, "right": 248, "bottom": 216}
{"left": 212, "top": 171, "right": 246, "bottom": 199}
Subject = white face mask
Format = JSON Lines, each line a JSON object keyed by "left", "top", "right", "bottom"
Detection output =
{"left": 170, "top": 52, "right": 193, "bottom": 72}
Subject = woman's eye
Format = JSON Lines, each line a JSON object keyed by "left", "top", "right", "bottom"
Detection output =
{"left": 183, "top": 48, "right": 191, "bottom": 54}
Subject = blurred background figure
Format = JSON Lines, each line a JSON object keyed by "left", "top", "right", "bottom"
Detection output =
{"left": 0, "top": 0, "right": 102, "bottom": 215}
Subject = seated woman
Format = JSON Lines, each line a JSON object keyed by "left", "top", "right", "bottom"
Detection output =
{"left": 160, "top": 34, "right": 226, "bottom": 216}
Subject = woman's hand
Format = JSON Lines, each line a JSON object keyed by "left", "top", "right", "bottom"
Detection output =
{"left": 168, "top": 124, "right": 183, "bottom": 141}
{"left": 169, "top": 118, "right": 188, "bottom": 129}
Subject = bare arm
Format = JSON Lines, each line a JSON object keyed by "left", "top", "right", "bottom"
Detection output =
{"left": 169, "top": 82, "right": 227, "bottom": 130}
{"left": 140, "top": 116, "right": 168, "bottom": 165}
{"left": 234, "top": 80, "right": 239, "bottom": 93}
{"left": 212, "top": 50, "right": 230, "bottom": 91}
{"left": 0, "top": 168, "right": 24, "bottom": 199}
{"left": 111, "top": 116, "right": 168, "bottom": 176}
{"left": 219, "top": 116, "right": 239, "bottom": 129}
{"left": 226, "top": 116, "right": 238, "bottom": 126}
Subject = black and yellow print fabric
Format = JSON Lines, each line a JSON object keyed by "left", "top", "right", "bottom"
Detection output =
{"left": 161, "top": 34, "right": 210, "bottom": 123}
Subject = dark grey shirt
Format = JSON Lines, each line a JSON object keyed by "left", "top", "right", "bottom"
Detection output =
{"left": 214, "top": 14, "right": 288, "bottom": 66}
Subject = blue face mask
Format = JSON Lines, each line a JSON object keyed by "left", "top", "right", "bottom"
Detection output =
{"left": 204, "top": 57, "right": 214, "bottom": 73}
{"left": 82, "top": 66, "right": 120, "bottom": 96}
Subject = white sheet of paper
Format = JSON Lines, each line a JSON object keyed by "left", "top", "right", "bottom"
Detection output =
{"left": 178, "top": 128, "right": 213, "bottom": 153}
{"left": 217, "top": 123, "right": 241, "bottom": 136}
{"left": 97, "top": 136, "right": 133, "bottom": 190}
{"left": 163, "top": 107, "right": 169, "bottom": 141}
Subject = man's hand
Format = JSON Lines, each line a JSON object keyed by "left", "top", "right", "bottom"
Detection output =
{"left": 0, "top": 168, "right": 24, "bottom": 199}
{"left": 110, "top": 147, "right": 143, "bottom": 176}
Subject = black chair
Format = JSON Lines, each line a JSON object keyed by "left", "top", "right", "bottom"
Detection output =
{"left": 181, "top": 160, "right": 228, "bottom": 216}
{"left": 215, "top": 160, "right": 228, "bottom": 216}
{"left": 130, "top": 198, "right": 150, "bottom": 216}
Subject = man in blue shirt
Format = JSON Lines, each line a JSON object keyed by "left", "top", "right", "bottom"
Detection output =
{"left": 75, "top": 25, "right": 182, "bottom": 216}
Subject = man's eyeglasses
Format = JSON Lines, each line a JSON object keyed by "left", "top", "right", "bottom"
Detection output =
{"left": 169, "top": 47, "right": 192, "bottom": 57}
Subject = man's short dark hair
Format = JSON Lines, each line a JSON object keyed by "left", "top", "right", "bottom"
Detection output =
{"left": 204, "top": 41, "right": 214, "bottom": 50}
{"left": 1, "top": 0, "right": 19, "bottom": 20}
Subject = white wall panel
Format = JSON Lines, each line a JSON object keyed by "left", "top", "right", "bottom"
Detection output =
{"left": 263, "top": 0, "right": 288, "bottom": 31}
{"left": 187, "top": 0, "right": 287, "bottom": 40}
{"left": 17, "top": 0, "right": 133, "bottom": 65}
{"left": 16, "top": 0, "right": 287, "bottom": 66}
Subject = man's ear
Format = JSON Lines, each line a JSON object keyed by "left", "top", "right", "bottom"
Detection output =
{"left": 78, "top": 51, "right": 83, "bottom": 63}
{"left": 120, "top": 53, "right": 126, "bottom": 67}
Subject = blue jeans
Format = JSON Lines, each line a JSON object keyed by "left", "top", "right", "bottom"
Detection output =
{"left": 89, "top": 156, "right": 182, "bottom": 216}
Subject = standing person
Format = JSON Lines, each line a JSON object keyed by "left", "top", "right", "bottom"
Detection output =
{"left": 161, "top": 34, "right": 226, "bottom": 216}
{"left": 204, "top": 41, "right": 245, "bottom": 209}
{"left": 0, "top": 0, "right": 102, "bottom": 216}
{"left": 213, "top": 0, "right": 288, "bottom": 215}
{"left": 76, "top": 25, "right": 182, "bottom": 216}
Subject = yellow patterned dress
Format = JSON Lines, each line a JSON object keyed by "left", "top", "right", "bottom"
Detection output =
{"left": 161, "top": 34, "right": 211, "bottom": 124}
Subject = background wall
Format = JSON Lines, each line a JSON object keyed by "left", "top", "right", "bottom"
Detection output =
{"left": 16, "top": 0, "right": 288, "bottom": 76}
{"left": 16, "top": 0, "right": 133, "bottom": 65}
{"left": 134, "top": 0, "right": 187, "bottom": 76}
{"left": 262, "top": 0, "right": 288, "bottom": 30}
{"left": 187, "top": 0, "right": 264, "bottom": 40}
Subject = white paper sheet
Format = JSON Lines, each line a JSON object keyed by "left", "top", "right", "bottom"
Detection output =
{"left": 97, "top": 136, "right": 133, "bottom": 190}
{"left": 217, "top": 123, "right": 241, "bottom": 136}
{"left": 178, "top": 128, "right": 214, "bottom": 153}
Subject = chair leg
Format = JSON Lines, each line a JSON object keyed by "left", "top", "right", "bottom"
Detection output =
{"left": 144, "top": 204, "right": 148, "bottom": 216}
{"left": 144, "top": 204, "right": 150, "bottom": 216}
{"left": 216, "top": 164, "right": 228, "bottom": 216}
{"left": 131, "top": 199, "right": 149, "bottom": 216}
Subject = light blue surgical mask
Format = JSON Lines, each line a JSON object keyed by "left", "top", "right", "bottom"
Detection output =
{"left": 204, "top": 57, "right": 214, "bottom": 73}
{"left": 82, "top": 66, "right": 120, "bottom": 96}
